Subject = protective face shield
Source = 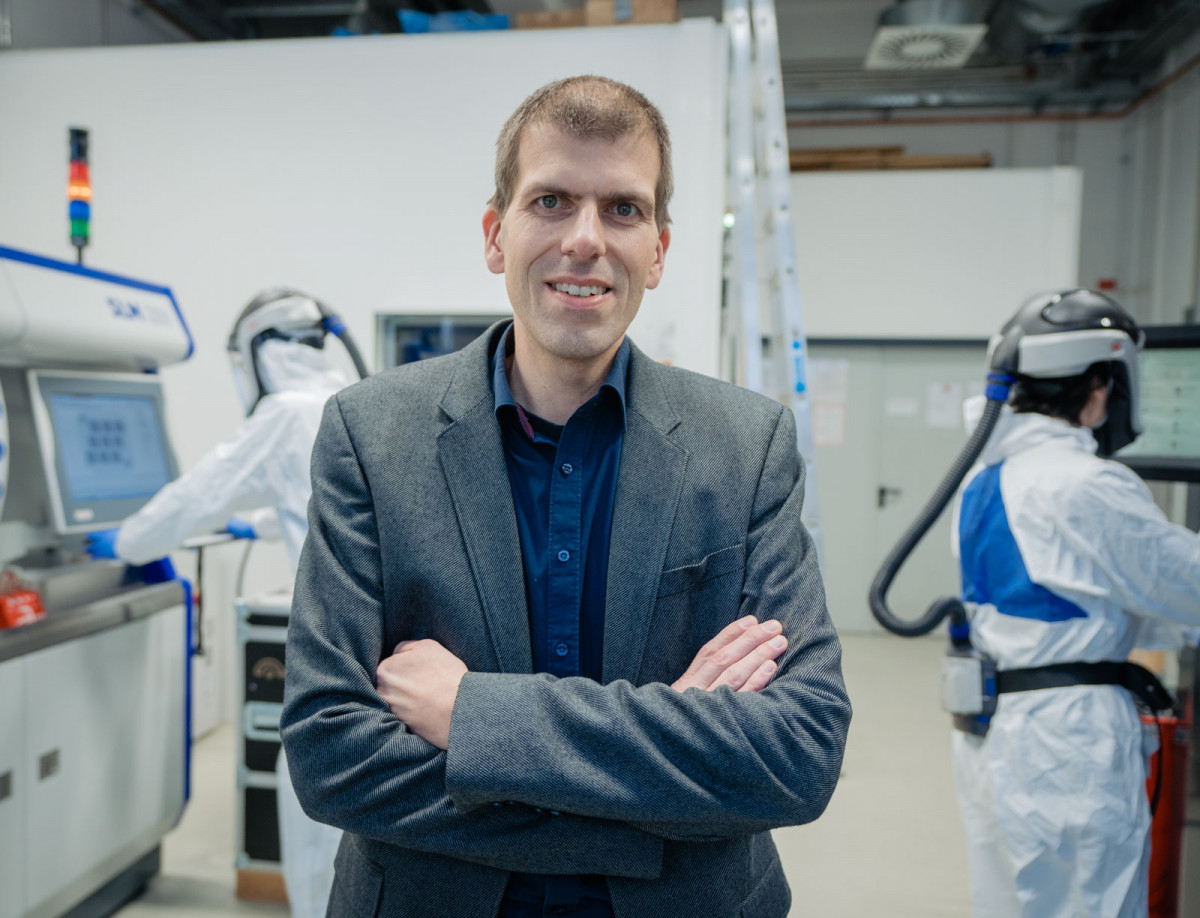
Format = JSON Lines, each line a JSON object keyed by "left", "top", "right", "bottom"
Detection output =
{"left": 228, "top": 289, "right": 329, "bottom": 414}
{"left": 986, "top": 289, "right": 1144, "bottom": 455}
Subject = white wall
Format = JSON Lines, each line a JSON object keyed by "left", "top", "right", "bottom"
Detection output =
{"left": 0, "top": 22, "right": 729, "bottom": 723}
{"left": 787, "top": 117, "right": 1127, "bottom": 306}
{"left": 791, "top": 166, "right": 1081, "bottom": 339}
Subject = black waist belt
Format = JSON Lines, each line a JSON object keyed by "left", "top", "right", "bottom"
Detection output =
{"left": 997, "top": 661, "right": 1175, "bottom": 714}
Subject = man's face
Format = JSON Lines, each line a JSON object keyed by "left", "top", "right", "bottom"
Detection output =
{"left": 483, "top": 124, "right": 670, "bottom": 368}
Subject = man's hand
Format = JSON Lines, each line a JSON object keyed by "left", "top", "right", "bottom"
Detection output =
{"left": 376, "top": 639, "right": 468, "bottom": 750}
{"left": 671, "top": 616, "right": 788, "bottom": 693}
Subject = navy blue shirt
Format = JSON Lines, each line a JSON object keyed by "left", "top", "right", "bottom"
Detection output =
{"left": 491, "top": 325, "right": 628, "bottom": 682}
{"left": 491, "top": 324, "right": 628, "bottom": 909}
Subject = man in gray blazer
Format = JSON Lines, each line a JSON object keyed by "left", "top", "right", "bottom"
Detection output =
{"left": 281, "top": 75, "right": 850, "bottom": 918}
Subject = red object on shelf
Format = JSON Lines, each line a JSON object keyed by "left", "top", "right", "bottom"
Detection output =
{"left": 0, "top": 588, "right": 46, "bottom": 629}
{"left": 1144, "top": 709, "right": 1192, "bottom": 918}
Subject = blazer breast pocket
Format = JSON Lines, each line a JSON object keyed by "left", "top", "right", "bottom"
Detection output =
{"left": 656, "top": 542, "right": 746, "bottom": 599}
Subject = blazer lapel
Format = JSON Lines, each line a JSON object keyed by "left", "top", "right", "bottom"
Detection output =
{"left": 437, "top": 324, "right": 533, "bottom": 674}
{"left": 602, "top": 346, "right": 688, "bottom": 684}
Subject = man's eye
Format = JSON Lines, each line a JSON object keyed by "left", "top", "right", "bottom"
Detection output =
{"left": 613, "top": 203, "right": 637, "bottom": 218}
{"left": 538, "top": 195, "right": 559, "bottom": 209}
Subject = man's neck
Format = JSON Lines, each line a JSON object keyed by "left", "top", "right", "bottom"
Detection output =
{"left": 506, "top": 336, "right": 619, "bottom": 426}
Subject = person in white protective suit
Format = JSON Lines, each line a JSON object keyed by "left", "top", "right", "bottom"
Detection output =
{"left": 86, "top": 289, "right": 356, "bottom": 918}
{"left": 950, "top": 289, "right": 1200, "bottom": 918}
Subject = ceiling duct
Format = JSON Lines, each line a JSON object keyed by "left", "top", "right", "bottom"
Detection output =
{"left": 865, "top": 0, "right": 989, "bottom": 69}
{"left": 1010, "top": 0, "right": 1108, "bottom": 34}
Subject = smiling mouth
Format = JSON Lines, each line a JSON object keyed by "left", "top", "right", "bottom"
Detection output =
{"left": 549, "top": 282, "right": 611, "bottom": 299}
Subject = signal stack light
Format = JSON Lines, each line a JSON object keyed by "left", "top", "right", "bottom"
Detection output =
{"left": 68, "top": 127, "right": 91, "bottom": 264}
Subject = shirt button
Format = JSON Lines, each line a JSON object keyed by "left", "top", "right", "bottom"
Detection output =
{"left": 560, "top": 462, "right": 573, "bottom": 476}
{"left": 555, "top": 642, "right": 569, "bottom": 657}
{"left": 557, "top": 549, "right": 570, "bottom": 562}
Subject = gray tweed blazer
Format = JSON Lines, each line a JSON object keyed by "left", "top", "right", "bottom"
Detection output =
{"left": 281, "top": 321, "right": 850, "bottom": 918}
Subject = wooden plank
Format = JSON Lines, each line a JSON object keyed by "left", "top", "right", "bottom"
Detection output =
{"left": 882, "top": 153, "right": 993, "bottom": 170}
{"left": 514, "top": 8, "right": 586, "bottom": 29}
{"left": 236, "top": 868, "right": 288, "bottom": 904}
{"left": 585, "top": 0, "right": 677, "bottom": 26}
{"left": 790, "top": 150, "right": 992, "bottom": 171}
{"left": 793, "top": 145, "right": 905, "bottom": 159}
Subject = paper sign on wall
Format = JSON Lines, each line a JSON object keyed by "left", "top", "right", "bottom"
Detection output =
{"left": 926, "top": 382, "right": 964, "bottom": 429}
{"left": 809, "top": 358, "right": 850, "bottom": 402}
{"left": 813, "top": 403, "right": 846, "bottom": 447}
{"left": 809, "top": 358, "right": 850, "bottom": 447}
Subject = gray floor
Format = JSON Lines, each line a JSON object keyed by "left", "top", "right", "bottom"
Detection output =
{"left": 117, "top": 632, "right": 971, "bottom": 917}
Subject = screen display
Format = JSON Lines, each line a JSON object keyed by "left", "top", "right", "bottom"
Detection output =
{"left": 1121, "top": 348, "right": 1200, "bottom": 460}
{"left": 48, "top": 393, "right": 172, "bottom": 502}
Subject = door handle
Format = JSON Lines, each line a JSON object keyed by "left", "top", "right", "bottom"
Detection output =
{"left": 877, "top": 485, "right": 902, "bottom": 508}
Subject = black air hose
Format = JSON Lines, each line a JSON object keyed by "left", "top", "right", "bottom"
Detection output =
{"left": 868, "top": 375, "right": 1013, "bottom": 637}
{"left": 321, "top": 313, "right": 370, "bottom": 380}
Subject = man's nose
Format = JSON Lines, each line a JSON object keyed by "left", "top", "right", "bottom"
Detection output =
{"left": 561, "top": 203, "right": 605, "bottom": 259}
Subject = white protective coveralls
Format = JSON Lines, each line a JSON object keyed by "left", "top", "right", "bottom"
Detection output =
{"left": 116, "top": 337, "right": 351, "bottom": 918}
{"left": 951, "top": 398, "right": 1200, "bottom": 918}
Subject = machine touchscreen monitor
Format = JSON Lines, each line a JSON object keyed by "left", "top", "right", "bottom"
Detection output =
{"left": 1116, "top": 324, "right": 1200, "bottom": 482}
{"left": 29, "top": 371, "right": 179, "bottom": 533}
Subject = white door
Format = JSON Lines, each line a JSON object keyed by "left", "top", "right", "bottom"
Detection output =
{"left": 810, "top": 343, "right": 988, "bottom": 633}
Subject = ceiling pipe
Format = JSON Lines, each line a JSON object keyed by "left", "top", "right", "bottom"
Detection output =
{"left": 786, "top": 49, "right": 1200, "bottom": 127}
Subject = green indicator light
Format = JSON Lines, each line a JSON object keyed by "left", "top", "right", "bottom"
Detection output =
{"left": 70, "top": 218, "right": 90, "bottom": 239}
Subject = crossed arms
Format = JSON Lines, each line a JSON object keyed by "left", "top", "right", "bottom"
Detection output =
{"left": 280, "top": 396, "right": 850, "bottom": 877}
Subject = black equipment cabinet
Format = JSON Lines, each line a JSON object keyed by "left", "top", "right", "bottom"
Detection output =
{"left": 236, "top": 589, "right": 291, "bottom": 878}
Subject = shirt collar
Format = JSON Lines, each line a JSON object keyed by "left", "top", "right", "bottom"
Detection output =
{"left": 491, "top": 323, "right": 630, "bottom": 432}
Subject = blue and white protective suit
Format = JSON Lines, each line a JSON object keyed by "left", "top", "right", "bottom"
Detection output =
{"left": 115, "top": 338, "right": 351, "bottom": 918}
{"left": 951, "top": 398, "right": 1200, "bottom": 918}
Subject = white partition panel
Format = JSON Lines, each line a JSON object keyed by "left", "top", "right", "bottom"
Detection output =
{"left": 791, "top": 167, "right": 1082, "bottom": 340}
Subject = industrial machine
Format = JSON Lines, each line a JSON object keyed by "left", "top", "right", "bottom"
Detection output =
{"left": 0, "top": 245, "right": 193, "bottom": 918}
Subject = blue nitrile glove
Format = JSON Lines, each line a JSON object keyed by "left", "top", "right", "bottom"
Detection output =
{"left": 86, "top": 527, "right": 121, "bottom": 559}
{"left": 225, "top": 518, "right": 257, "bottom": 540}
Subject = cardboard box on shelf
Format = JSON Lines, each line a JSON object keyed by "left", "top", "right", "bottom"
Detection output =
{"left": 585, "top": 0, "right": 677, "bottom": 26}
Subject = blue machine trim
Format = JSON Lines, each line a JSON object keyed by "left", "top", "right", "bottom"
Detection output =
{"left": 181, "top": 577, "right": 194, "bottom": 807}
{"left": 0, "top": 244, "right": 195, "bottom": 360}
{"left": 322, "top": 314, "right": 348, "bottom": 336}
{"left": 959, "top": 464, "right": 1087, "bottom": 622}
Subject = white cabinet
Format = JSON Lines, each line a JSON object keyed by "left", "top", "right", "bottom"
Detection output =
{"left": 0, "top": 656, "right": 25, "bottom": 918}
{"left": 0, "top": 600, "right": 186, "bottom": 917}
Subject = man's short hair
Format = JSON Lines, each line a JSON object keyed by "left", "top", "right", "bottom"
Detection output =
{"left": 489, "top": 75, "right": 674, "bottom": 230}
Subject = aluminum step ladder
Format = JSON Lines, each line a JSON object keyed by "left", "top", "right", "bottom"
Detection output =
{"left": 722, "top": 0, "right": 823, "bottom": 566}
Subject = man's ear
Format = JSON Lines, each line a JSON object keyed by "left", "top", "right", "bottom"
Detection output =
{"left": 483, "top": 207, "right": 505, "bottom": 276}
{"left": 644, "top": 225, "right": 671, "bottom": 291}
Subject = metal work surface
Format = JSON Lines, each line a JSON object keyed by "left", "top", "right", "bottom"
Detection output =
{"left": 0, "top": 577, "right": 183, "bottom": 664}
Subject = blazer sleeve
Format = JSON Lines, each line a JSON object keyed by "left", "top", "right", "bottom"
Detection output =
{"left": 280, "top": 396, "right": 664, "bottom": 877}
{"left": 444, "top": 408, "right": 852, "bottom": 841}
